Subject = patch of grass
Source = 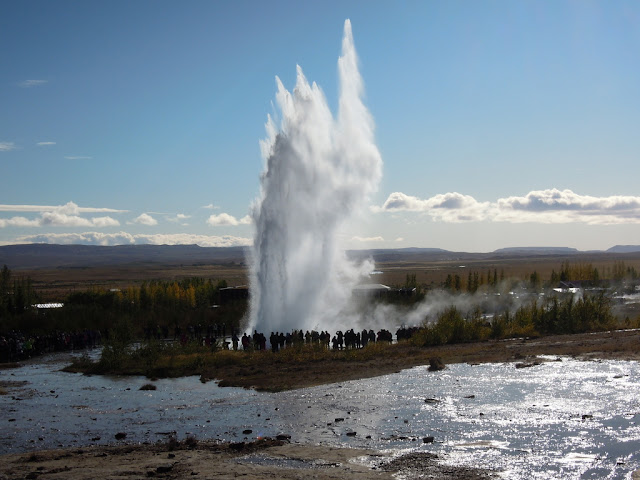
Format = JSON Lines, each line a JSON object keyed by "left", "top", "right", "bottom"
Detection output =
{"left": 77, "top": 340, "right": 420, "bottom": 376}
{"left": 184, "top": 435, "right": 198, "bottom": 449}
{"left": 271, "top": 344, "right": 332, "bottom": 364}
{"left": 165, "top": 436, "right": 179, "bottom": 451}
{"left": 63, "top": 353, "right": 94, "bottom": 373}
{"left": 208, "top": 349, "right": 247, "bottom": 368}
{"left": 343, "top": 342, "right": 394, "bottom": 361}
{"left": 162, "top": 435, "right": 199, "bottom": 451}
{"left": 25, "top": 453, "right": 42, "bottom": 463}
{"left": 0, "top": 362, "right": 20, "bottom": 369}
{"left": 63, "top": 323, "right": 640, "bottom": 393}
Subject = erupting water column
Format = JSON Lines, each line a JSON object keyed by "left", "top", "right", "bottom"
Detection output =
{"left": 248, "top": 20, "right": 382, "bottom": 335}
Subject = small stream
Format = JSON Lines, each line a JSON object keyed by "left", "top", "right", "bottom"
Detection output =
{"left": 1, "top": 351, "right": 639, "bottom": 479}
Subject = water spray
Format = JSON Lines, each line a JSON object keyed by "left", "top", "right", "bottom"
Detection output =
{"left": 248, "top": 20, "right": 382, "bottom": 335}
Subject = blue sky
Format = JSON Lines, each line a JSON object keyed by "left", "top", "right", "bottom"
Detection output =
{"left": 1, "top": 1, "right": 639, "bottom": 252}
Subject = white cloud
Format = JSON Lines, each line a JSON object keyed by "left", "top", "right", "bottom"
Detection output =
{"left": 376, "top": 189, "right": 640, "bottom": 225}
{"left": 19, "top": 79, "right": 48, "bottom": 88}
{"left": 202, "top": 203, "right": 218, "bottom": 210}
{"left": 207, "top": 213, "right": 252, "bottom": 226}
{"left": 133, "top": 213, "right": 158, "bottom": 226}
{"left": 136, "top": 233, "right": 252, "bottom": 247}
{"left": 64, "top": 156, "right": 92, "bottom": 160}
{"left": 0, "top": 202, "right": 126, "bottom": 214}
{"left": 16, "top": 232, "right": 137, "bottom": 246}
{"left": 166, "top": 213, "right": 191, "bottom": 224}
{"left": 53, "top": 202, "right": 80, "bottom": 215}
{"left": 40, "top": 211, "right": 120, "bottom": 227}
{"left": 0, "top": 142, "right": 17, "bottom": 152}
{"left": 207, "top": 213, "right": 237, "bottom": 226}
{"left": 351, "top": 236, "right": 385, "bottom": 243}
{"left": 16, "top": 231, "right": 252, "bottom": 248}
{"left": 40, "top": 212, "right": 91, "bottom": 227}
{"left": 0, "top": 202, "right": 123, "bottom": 228}
{"left": 376, "top": 191, "right": 490, "bottom": 222}
{"left": 37, "top": 141, "right": 56, "bottom": 146}
{"left": 91, "top": 216, "right": 121, "bottom": 227}
{"left": 494, "top": 189, "right": 640, "bottom": 224}
{"left": 0, "top": 217, "right": 40, "bottom": 228}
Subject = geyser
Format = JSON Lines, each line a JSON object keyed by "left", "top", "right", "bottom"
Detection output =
{"left": 248, "top": 20, "right": 382, "bottom": 335}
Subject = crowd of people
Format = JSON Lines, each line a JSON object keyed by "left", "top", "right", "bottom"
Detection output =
{"left": 233, "top": 326, "right": 418, "bottom": 352}
{"left": 0, "top": 324, "right": 420, "bottom": 363}
{"left": 144, "top": 323, "right": 229, "bottom": 348}
{"left": 0, "top": 329, "right": 101, "bottom": 363}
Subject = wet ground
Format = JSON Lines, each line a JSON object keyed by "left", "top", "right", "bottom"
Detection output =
{"left": 1, "top": 351, "right": 639, "bottom": 479}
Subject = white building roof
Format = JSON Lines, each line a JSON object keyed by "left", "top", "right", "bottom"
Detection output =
{"left": 34, "top": 303, "right": 64, "bottom": 309}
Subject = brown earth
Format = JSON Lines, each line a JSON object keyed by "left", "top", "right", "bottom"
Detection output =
{"left": 0, "top": 438, "right": 496, "bottom": 480}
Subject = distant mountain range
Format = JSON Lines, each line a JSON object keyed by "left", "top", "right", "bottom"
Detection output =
{"left": 0, "top": 244, "right": 248, "bottom": 269}
{"left": 0, "top": 243, "right": 638, "bottom": 270}
{"left": 606, "top": 245, "right": 640, "bottom": 253}
{"left": 492, "top": 247, "right": 580, "bottom": 254}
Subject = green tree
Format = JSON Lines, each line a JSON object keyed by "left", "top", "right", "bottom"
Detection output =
{"left": 405, "top": 273, "right": 417, "bottom": 289}
{"left": 529, "top": 271, "right": 540, "bottom": 291}
{"left": 612, "top": 261, "right": 626, "bottom": 282}
{"left": 0, "top": 265, "right": 11, "bottom": 314}
{"left": 559, "top": 262, "right": 568, "bottom": 281}
{"left": 444, "top": 274, "right": 453, "bottom": 291}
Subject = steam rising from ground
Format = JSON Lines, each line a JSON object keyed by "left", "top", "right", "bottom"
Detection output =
{"left": 346, "top": 287, "right": 525, "bottom": 333}
{"left": 248, "top": 20, "right": 382, "bottom": 334}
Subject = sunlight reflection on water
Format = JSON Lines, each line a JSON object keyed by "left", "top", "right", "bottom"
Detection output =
{"left": 1, "top": 352, "right": 639, "bottom": 479}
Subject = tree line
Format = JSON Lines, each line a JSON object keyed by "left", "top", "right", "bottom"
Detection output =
{"left": 0, "top": 267, "right": 244, "bottom": 336}
{"left": 1, "top": 259, "right": 639, "bottom": 342}
{"left": 412, "top": 292, "right": 623, "bottom": 348}
{"left": 436, "top": 260, "right": 638, "bottom": 295}
{"left": 0, "top": 265, "right": 38, "bottom": 316}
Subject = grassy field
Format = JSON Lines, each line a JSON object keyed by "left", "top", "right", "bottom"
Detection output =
{"left": 16, "top": 251, "right": 640, "bottom": 302}
{"left": 373, "top": 253, "right": 640, "bottom": 289}
{"left": 20, "top": 264, "right": 249, "bottom": 302}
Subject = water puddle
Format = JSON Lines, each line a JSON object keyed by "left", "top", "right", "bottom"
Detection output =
{"left": 1, "top": 351, "right": 639, "bottom": 479}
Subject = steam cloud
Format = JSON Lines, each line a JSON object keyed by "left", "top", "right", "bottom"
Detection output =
{"left": 248, "top": 20, "right": 382, "bottom": 335}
